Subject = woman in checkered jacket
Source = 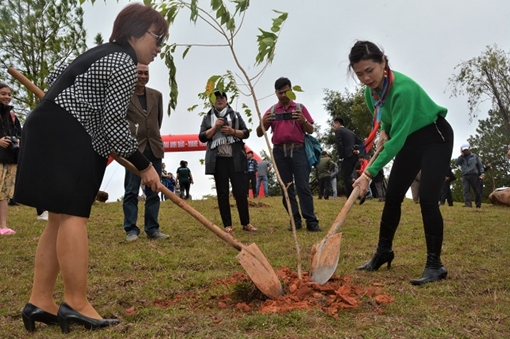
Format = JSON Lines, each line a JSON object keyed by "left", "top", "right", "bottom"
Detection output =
{"left": 16, "top": 3, "right": 168, "bottom": 333}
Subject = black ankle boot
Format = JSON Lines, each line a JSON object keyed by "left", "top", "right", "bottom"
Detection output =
{"left": 410, "top": 234, "right": 448, "bottom": 285}
{"left": 410, "top": 265, "right": 448, "bottom": 285}
{"left": 57, "top": 302, "right": 120, "bottom": 333}
{"left": 21, "top": 302, "right": 59, "bottom": 332}
{"left": 356, "top": 250, "right": 395, "bottom": 271}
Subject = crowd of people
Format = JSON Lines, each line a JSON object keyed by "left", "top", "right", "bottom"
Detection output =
{"left": 4, "top": 2, "right": 508, "bottom": 335}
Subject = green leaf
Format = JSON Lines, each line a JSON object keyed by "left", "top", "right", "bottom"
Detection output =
{"left": 286, "top": 90, "right": 296, "bottom": 100}
{"left": 182, "top": 45, "right": 191, "bottom": 59}
{"left": 190, "top": 0, "right": 198, "bottom": 23}
{"left": 292, "top": 85, "right": 303, "bottom": 92}
{"left": 187, "top": 104, "right": 198, "bottom": 112}
{"left": 211, "top": 0, "right": 222, "bottom": 11}
{"left": 209, "top": 92, "right": 217, "bottom": 104}
{"left": 226, "top": 18, "right": 235, "bottom": 31}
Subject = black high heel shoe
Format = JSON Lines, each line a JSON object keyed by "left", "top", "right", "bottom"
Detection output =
{"left": 21, "top": 302, "right": 59, "bottom": 332}
{"left": 57, "top": 302, "right": 120, "bottom": 333}
{"left": 356, "top": 250, "right": 395, "bottom": 271}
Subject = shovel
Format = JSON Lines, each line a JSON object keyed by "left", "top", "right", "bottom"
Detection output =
{"left": 113, "top": 155, "right": 284, "bottom": 299}
{"left": 8, "top": 66, "right": 283, "bottom": 299}
{"left": 310, "top": 148, "right": 381, "bottom": 284}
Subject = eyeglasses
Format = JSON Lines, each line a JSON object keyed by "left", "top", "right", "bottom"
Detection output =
{"left": 146, "top": 31, "right": 165, "bottom": 47}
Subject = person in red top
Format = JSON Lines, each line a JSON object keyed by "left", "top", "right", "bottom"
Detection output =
{"left": 357, "top": 156, "right": 369, "bottom": 177}
{"left": 256, "top": 77, "right": 321, "bottom": 232}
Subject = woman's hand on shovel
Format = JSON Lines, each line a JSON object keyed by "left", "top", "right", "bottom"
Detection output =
{"left": 353, "top": 174, "right": 370, "bottom": 204}
{"left": 140, "top": 164, "right": 163, "bottom": 192}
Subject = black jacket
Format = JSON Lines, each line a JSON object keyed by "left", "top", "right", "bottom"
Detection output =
{"left": 0, "top": 104, "right": 22, "bottom": 164}
{"left": 335, "top": 126, "right": 362, "bottom": 159}
{"left": 199, "top": 106, "right": 249, "bottom": 175}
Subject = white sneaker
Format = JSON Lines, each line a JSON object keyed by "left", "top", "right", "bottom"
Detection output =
{"left": 37, "top": 211, "right": 48, "bottom": 221}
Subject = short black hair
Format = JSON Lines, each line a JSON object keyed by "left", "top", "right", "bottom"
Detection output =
{"left": 333, "top": 117, "right": 345, "bottom": 126}
{"left": 274, "top": 77, "right": 291, "bottom": 90}
{"left": 247, "top": 151, "right": 253, "bottom": 154}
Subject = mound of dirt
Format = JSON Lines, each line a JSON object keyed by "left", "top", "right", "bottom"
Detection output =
{"left": 247, "top": 200, "right": 271, "bottom": 208}
{"left": 152, "top": 266, "right": 394, "bottom": 320}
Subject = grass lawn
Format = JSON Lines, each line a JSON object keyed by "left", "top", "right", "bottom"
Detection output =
{"left": 1, "top": 196, "right": 509, "bottom": 338}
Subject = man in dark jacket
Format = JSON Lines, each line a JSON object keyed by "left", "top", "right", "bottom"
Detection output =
{"left": 333, "top": 117, "right": 362, "bottom": 197}
{"left": 199, "top": 90, "right": 256, "bottom": 233}
{"left": 454, "top": 143, "right": 484, "bottom": 208}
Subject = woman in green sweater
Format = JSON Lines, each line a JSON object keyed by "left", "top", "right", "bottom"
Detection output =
{"left": 350, "top": 40, "right": 454, "bottom": 285}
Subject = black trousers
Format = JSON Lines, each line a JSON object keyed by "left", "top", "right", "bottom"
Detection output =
{"left": 440, "top": 181, "right": 453, "bottom": 206}
{"left": 214, "top": 157, "right": 250, "bottom": 227}
{"left": 341, "top": 156, "right": 358, "bottom": 197}
{"left": 380, "top": 116, "right": 453, "bottom": 243}
{"left": 461, "top": 174, "right": 482, "bottom": 207}
{"left": 246, "top": 172, "right": 257, "bottom": 196}
{"left": 318, "top": 176, "right": 331, "bottom": 199}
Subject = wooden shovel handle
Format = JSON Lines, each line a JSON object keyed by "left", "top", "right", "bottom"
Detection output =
{"left": 326, "top": 147, "right": 383, "bottom": 237}
{"left": 6, "top": 69, "right": 248, "bottom": 254}
{"left": 111, "top": 153, "right": 247, "bottom": 252}
{"left": 7, "top": 67, "right": 45, "bottom": 99}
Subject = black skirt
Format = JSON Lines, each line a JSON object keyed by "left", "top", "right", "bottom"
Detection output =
{"left": 14, "top": 100, "right": 107, "bottom": 218}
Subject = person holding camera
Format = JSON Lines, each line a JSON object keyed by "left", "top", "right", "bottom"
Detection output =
{"left": 256, "top": 77, "right": 321, "bottom": 232}
{"left": 199, "top": 90, "right": 255, "bottom": 234}
{"left": 0, "top": 83, "right": 21, "bottom": 236}
{"left": 332, "top": 117, "right": 362, "bottom": 198}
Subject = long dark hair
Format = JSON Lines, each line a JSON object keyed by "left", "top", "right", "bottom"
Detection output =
{"left": 348, "top": 40, "right": 388, "bottom": 68}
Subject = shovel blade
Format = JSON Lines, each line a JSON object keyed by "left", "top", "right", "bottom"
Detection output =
{"left": 309, "top": 232, "right": 343, "bottom": 285}
{"left": 236, "top": 243, "right": 283, "bottom": 299}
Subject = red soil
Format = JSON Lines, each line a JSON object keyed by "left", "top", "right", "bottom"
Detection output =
{"left": 151, "top": 266, "right": 394, "bottom": 320}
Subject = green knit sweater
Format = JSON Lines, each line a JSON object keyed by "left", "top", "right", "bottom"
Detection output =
{"left": 364, "top": 71, "right": 447, "bottom": 177}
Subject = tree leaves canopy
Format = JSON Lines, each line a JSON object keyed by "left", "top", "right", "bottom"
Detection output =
{"left": 0, "top": 0, "right": 87, "bottom": 115}
{"left": 321, "top": 86, "right": 372, "bottom": 158}
{"left": 448, "top": 44, "right": 510, "bottom": 135}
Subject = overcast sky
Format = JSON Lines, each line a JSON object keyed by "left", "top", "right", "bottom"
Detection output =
{"left": 81, "top": 0, "right": 510, "bottom": 201}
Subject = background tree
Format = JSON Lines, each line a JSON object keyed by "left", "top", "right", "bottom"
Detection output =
{"left": 0, "top": 0, "right": 87, "bottom": 116}
{"left": 94, "top": 33, "right": 104, "bottom": 45}
{"left": 321, "top": 86, "right": 372, "bottom": 155}
{"left": 448, "top": 44, "right": 510, "bottom": 135}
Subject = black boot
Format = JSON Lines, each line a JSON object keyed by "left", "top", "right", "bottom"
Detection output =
{"left": 356, "top": 249, "right": 394, "bottom": 271}
{"left": 357, "top": 221, "right": 397, "bottom": 271}
{"left": 410, "top": 234, "right": 448, "bottom": 285}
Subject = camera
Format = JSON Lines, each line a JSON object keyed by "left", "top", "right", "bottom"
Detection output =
{"left": 7, "top": 136, "right": 19, "bottom": 151}
{"left": 274, "top": 112, "right": 295, "bottom": 121}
